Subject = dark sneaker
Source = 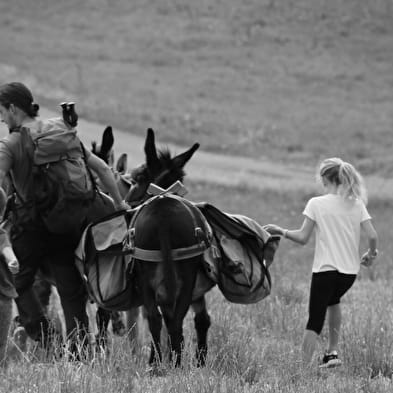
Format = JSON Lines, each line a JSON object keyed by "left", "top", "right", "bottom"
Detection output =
{"left": 319, "top": 351, "right": 342, "bottom": 368}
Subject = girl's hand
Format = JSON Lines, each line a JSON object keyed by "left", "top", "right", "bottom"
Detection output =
{"left": 264, "top": 224, "right": 284, "bottom": 236}
{"left": 361, "top": 249, "right": 378, "bottom": 267}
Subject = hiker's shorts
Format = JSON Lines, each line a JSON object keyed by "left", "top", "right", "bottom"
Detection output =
{"left": 306, "top": 270, "right": 356, "bottom": 335}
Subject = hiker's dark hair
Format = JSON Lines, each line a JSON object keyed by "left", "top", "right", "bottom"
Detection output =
{"left": 0, "top": 82, "right": 39, "bottom": 118}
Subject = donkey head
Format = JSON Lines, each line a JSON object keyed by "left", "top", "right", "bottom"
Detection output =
{"left": 125, "top": 128, "right": 199, "bottom": 205}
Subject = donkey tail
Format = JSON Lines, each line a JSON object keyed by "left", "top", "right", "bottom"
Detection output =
{"left": 158, "top": 224, "right": 178, "bottom": 309}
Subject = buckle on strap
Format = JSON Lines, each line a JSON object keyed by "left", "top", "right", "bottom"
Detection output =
{"left": 195, "top": 226, "right": 210, "bottom": 249}
{"left": 123, "top": 227, "right": 135, "bottom": 251}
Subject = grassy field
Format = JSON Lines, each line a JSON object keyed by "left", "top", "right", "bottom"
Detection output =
{"left": 0, "top": 0, "right": 393, "bottom": 169}
{"left": 0, "top": 0, "right": 393, "bottom": 391}
{"left": 1, "top": 182, "right": 392, "bottom": 392}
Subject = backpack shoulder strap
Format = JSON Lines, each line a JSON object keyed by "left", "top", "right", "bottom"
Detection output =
{"left": 79, "top": 142, "right": 99, "bottom": 195}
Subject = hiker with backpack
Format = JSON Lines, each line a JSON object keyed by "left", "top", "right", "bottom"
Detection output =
{"left": 265, "top": 158, "right": 378, "bottom": 368}
{"left": 0, "top": 82, "right": 129, "bottom": 355}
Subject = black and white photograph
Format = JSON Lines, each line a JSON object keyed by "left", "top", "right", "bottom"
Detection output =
{"left": 0, "top": 1, "right": 392, "bottom": 392}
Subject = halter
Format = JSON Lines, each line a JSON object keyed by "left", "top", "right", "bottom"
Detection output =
{"left": 123, "top": 183, "right": 211, "bottom": 262}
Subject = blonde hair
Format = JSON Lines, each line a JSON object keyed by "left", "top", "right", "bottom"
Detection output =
{"left": 318, "top": 157, "right": 368, "bottom": 204}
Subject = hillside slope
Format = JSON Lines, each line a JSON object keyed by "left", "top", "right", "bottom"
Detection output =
{"left": 1, "top": 106, "right": 387, "bottom": 201}
{"left": 0, "top": 0, "right": 392, "bottom": 171}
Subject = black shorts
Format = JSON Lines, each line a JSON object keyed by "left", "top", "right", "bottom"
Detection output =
{"left": 306, "top": 270, "right": 356, "bottom": 335}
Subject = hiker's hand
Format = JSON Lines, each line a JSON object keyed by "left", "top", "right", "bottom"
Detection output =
{"left": 3, "top": 246, "right": 19, "bottom": 273}
{"left": 264, "top": 224, "right": 284, "bottom": 236}
{"left": 7, "top": 259, "right": 19, "bottom": 274}
{"left": 115, "top": 200, "right": 130, "bottom": 211}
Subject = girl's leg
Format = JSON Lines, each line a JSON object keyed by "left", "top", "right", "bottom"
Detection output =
{"left": 304, "top": 272, "right": 336, "bottom": 364}
{"left": 302, "top": 329, "right": 319, "bottom": 364}
{"left": 327, "top": 304, "right": 341, "bottom": 353}
{"left": 325, "top": 274, "right": 355, "bottom": 355}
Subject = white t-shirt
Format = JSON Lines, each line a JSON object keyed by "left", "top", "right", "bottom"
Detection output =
{"left": 303, "top": 194, "right": 371, "bottom": 274}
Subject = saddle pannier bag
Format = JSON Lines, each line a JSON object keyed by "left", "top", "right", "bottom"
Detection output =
{"left": 197, "top": 203, "right": 280, "bottom": 304}
{"left": 75, "top": 210, "right": 142, "bottom": 311}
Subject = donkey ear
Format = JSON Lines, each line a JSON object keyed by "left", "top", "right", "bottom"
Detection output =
{"left": 116, "top": 153, "right": 128, "bottom": 174}
{"left": 172, "top": 143, "right": 200, "bottom": 169}
{"left": 144, "top": 128, "right": 159, "bottom": 168}
{"left": 91, "top": 140, "right": 97, "bottom": 154}
{"left": 100, "top": 126, "right": 114, "bottom": 157}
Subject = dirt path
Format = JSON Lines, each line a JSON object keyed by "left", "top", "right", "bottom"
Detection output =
{"left": 39, "top": 108, "right": 317, "bottom": 192}
{"left": 2, "top": 106, "right": 391, "bottom": 199}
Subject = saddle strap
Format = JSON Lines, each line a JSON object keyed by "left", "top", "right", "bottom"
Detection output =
{"left": 125, "top": 192, "right": 211, "bottom": 261}
{"left": 131, "top": 242, "right": 208, "bottom": 262}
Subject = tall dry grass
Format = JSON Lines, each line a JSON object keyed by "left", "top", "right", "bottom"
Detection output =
{"left": 1, "top": 182, "right": 392, "bottom": 392}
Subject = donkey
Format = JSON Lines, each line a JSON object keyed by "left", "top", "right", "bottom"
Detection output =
{"left": 124, "top": 128, "right": 213, "bottom": 367}
{"left": 90, "top": 125, "right": 130, "bottom": 342}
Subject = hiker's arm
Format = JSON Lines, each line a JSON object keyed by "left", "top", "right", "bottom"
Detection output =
{"left": 0, "top": 152, "right": 11, "bottom": 193}
{"left": 0, "top": 152, "right": 18, "bottom": 273}
{"left": 265, "top": 217, "right": 315, "bottom": 245}
{"left": 0, "top": 228, "right": 19, "bottom": 274}
{"left": 85, "top": 154, "right": 126, "bottom": 208}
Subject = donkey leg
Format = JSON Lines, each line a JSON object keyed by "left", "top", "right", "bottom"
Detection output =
{"left": 146, "top": 305, "right": 163, "bottom": 365}
{"left": 162, "top": 309, "right": 182, "bottom": 367}
{"left": 125, "top": 307, "right": 140, "bottom": 343}
{"left": 164, "top": 262, "right": 201, "bottom": 367}
{"left": 191, "top": 296, "right": 211, "bottom": 367}
{"left": 163, "top": 289, "right": 196, "bottom": 367}
{"left": 110, "top": 311, "right": 126, "bottom": 336}
{"left": 96, "top": 307, "right": 111, "bottom": 347}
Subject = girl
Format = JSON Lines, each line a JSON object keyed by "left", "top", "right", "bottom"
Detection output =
{"left": 265, "top": 157, "right": 378, "bottom": 368}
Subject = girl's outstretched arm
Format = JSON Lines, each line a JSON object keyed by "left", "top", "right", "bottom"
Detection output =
{"left": 265, "top": 217, "right": 315, "bottom": 245}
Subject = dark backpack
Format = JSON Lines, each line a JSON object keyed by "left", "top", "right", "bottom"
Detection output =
{"left": 15, "top": 113, "right": 96, "bottom": 233}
